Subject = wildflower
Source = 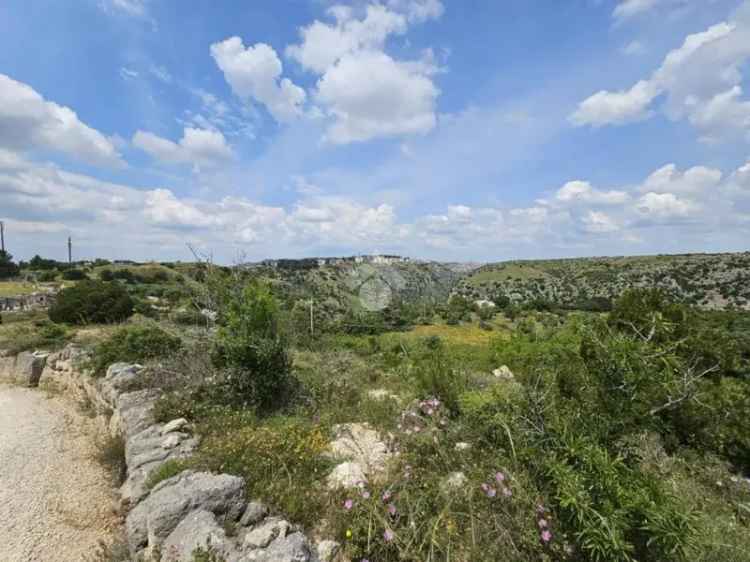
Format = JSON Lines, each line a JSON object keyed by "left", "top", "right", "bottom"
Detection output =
{"left": 537, "top": 518, "right": 548, "bottom": 529}
{"left": 344, "top": 499, "right": 354, "bottom": 510}
{"left": 481, "top": 483, "right": 497, "bottom": 498}
{"left": 536, "top": 503, "right": 546, "bottom": 514}
{"left": 361, "top": 490, "right": 371, "bottom": 499}
{"left": 502, "top": 486, "right": 512, "bottom": 497}
{"left": 382, "top": 491, "right": 392, "bottom": 502}
{"left": 495, "top": 471, "right": 505, "bottom": 483}
{"left": 387, "top": 503, "right": 397, "bottom": 516}
{"left": 541, "top": 529, "right": 552, "bottom": 543}
{"left": 346, "top": 529, "right": 353, "bottom": 539}
{"left": 384, "top": 529, "right": 395, "bottom": 542}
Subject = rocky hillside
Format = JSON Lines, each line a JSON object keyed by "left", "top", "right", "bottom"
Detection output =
{"left": 246, "top": 259, "right": 465, "bottom": 312}
{"left": 454, "top": 252, "right": 750, "bottom": 310}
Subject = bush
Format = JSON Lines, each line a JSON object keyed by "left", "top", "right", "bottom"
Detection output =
{"left": 89, "top": 324, "right": 182, "bottom": 375}
{"left": 211, "top": 282, "right": 293, "bottom": 412}
{"left": 61, "top": 268, "right": 88, "bottom": 281}
{"left": 49, "top": 280, "right": 134, "bottom": 325}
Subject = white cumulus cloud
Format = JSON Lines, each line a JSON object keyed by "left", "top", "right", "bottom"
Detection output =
{"left": 0, "top": 73, "right": 123, "bottom": 167}
{"left": 210, "top": 37, "right": 306, "bottom": 123}
{"left": 133, "top": 127, "right": 233, "bottom": 169}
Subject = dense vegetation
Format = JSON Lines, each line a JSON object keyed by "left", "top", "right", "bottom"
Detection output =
{"left": 49, "top": 280, "right": 134, "bottom": 325}
{"left": 2, "top": 256, "right": 750, "bottom": 561}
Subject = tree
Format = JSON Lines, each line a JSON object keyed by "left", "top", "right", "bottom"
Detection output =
{"left": 0, "top": 250, "right": 19, "bottom": 279}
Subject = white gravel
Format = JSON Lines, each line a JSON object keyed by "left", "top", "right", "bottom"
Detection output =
{"left": 0, "top": 384, "right": 119, "bottom": 561}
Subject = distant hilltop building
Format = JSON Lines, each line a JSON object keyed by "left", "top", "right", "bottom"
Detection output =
{"left": 258, "top": 255, "right": 410, "bottom": 269}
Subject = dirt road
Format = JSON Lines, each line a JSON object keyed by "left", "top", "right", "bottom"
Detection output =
{"left": 0, "top": 384, "right": 118, "bottom": 561}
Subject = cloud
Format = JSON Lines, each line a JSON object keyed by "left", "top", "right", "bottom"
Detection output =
{"left": 2, "top": 147, "right": 748, "bottom": 262}
{"left": 0, "top": 73, "right": 123, "bottom": 167}
{"left": 119, "top": 67, "right": 139, "bottom": 80}
{"left": 612, "top": 0, "right": 663, "bottom": 22}
{"left": 285, "top": 2, "right": 442, "bottom": 143}
{"left": 621, "top": 40, "right": 647, "bottom": 56}
{"left": 555, "top": 180, "right": 630, "bottom": 204}
{"left": 210, "top": 37, "right": 306, "bottom": 123}
{"left": 101, "top": 0, "right": 148, "bottom": 17}
{"left": 133, "top": 127, "right": 233, "bottom": 169}
{"left": 286, "top": 4, "right": 409, "bottom": 74}
{"left": 316, "top": 50, "right": 439, "bottom": 143}
{"left": 570, "top": 80, "right": 659, "bottom": 126}
{"left": 149, "top": 65, "right": 172, "bottom": 83}
{"left": 636, "top": 191, "right": 698, "bottom": 218}
{"left": 572, "top": 5, "right": 750, "bottom": 141}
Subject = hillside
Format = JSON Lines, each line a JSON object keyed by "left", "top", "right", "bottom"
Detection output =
{"left": 245, "top": 258, "right": 465, "bottom": 312}
{"left": 455, "top": 252, "right": 750, "bottom": 310}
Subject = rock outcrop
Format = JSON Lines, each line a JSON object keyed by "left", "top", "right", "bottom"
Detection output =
{"left": 0, "top": 351, "right": 48, "bottom": 386}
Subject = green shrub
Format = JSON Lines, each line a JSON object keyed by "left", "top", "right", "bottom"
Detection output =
{"left": 94, "top": 434, "right": 127, "bottom": 485}
{"left": 61, "top": 268, "right": 88, "bottom": 281}
{"left": 145, "top": 458, "right": 192, "bottom": 490}
{"left": 211, "top": 282, "right": 293, "bottom": 412}
{"left": 49, "top": 280, "right": 134, "bottom": 325}
{"left": 89, "top": 324, "right": 182, "bottom": 375}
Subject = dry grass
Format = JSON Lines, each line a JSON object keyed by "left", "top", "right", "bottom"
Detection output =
{"left": 0, "top": 281, "right": 38, "bottom": 297}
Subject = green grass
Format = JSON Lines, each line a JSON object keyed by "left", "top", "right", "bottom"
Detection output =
{"left": 0, "top": 281, "right": 38, "bottom": 297}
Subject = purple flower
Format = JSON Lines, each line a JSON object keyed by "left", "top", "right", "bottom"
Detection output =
{"left": 541, "top": 530, "right": 552, "bottom": 543}
{"left": 481, "top": 483, "right": 497, "bottom": 498}
{"left": 361, "top": 489, "right": 371, "bottom": 499}
{"left": 387, "top": 503, "right": 397, "bottom": 516}
{"left": 495, "top": 471, "right": 505, "bottom": 483}
{"left": 344, "top": 499, "right": 354, "bottom": 510}
{"left": 538, "top": 518, "right": 548, "bottom": 529}
{"left": 384, "top": 529, "right": 395, "bottom": 542}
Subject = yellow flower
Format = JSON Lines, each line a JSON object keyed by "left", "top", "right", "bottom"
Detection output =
{"left": 346, "top": 529, "right": 353, "bottom": 539}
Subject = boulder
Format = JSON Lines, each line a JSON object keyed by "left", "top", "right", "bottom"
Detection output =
{"left": 126, "top": 471, "right": 245, "bottom": 555}
{"left": 327, "top": 462, "right": 367, "bottom": 490}
{"left": 161, "top": 509, "right": 236, "bottom": 562}
{"left": 14, "top": 351, "right": 48, "bottom": 387}
{"left": 328, "top": 423, "right": 391, "bottom": 475}
{"left": 100, "top": 363, "right": 144, "bottom": 404}
{"left": 162, "top": 418, "right": 189, "bottom": 435}
{"left": 110, "top": 389, "right": 159, "bottom": 437}
{"left": 315, "top": 540, "right": 341, "bottom": 562}
{"left": 240, "top": 502, "right": 269, "bottom": 527}
{"left": 243, "top": 517, "right": 290, "bottom": 550}
{"left": 243, "top": 532, "right": 312, "bottom": 562}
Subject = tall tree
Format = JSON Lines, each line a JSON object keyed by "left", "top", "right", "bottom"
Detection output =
{"left": 0, "top": 250, "right": 20, "bottom": 279}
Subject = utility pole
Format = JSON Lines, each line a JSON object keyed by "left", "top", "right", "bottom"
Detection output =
{"left": 0, "top": 221, "right": 4, "bottom": 253}
{"left": 309, "top": 298, "right": 314, "bottom": 338}
{"left": 67, "top": 236, "right": 72, "bottom": 264}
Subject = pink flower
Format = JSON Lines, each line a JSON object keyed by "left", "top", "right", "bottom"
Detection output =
{"left": 481, "top": 483, "right": 497, "bottom": 498}
{"left": 387, "top": 503, "right": 397, "bottom": 516}
{"left": 495, "top": 472, "right": 505, "bottom": 483}
{"left": 541, "top": 530, "right": 552, "bottom": 543}
{"left": 344, "top": 499, "right": 354, "bottom": 510}
{"left": 537, "top": 518, "right": 548, "bottom": 529}
{"left": 384, "top": 529, "right": 395, "bottom": 542}
{"left": 382, "top": 491, "right": 392, "bottom": 502}
{"left": 361, "top": 490, "right": 371, "bottom": 499}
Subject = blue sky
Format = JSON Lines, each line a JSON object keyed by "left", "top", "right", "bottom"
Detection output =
{"left": 1, "top": 0, "right": 749, "bottom": 263}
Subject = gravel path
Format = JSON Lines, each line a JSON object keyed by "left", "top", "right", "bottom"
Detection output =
{"left": 0, "top": 384, "right": 119, "bottom": 561}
